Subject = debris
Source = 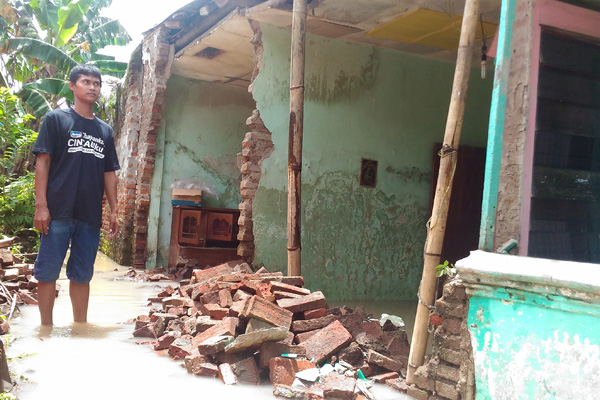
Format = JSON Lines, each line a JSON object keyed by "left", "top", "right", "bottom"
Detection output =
{"left": 130, "top": 261, "right": 411, "bottom": 397}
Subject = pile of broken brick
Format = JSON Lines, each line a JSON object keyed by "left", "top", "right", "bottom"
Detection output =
{"left": 0, "top": 239, "right": 38, "bottom": 303}
{"left": 132, "top": 261, "right": 410, "bottom": 399}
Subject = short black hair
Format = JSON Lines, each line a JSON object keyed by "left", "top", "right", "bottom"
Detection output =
{"left": 69, "top": 64, "right": 102, "bottom": 85}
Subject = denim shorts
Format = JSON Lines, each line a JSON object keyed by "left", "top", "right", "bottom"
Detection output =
{"left": 34, "top": 219, "right": 100, "bottom": 284}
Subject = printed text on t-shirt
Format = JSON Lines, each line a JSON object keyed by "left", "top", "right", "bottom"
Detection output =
{"left": 67, "top": 130, "right": 105, "bottom": 159}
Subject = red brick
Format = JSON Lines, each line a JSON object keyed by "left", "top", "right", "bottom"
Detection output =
{"left": 303, "top": 308, "right": 326, "bottom": 320}
{"left": 269, "top": 281, "right": 311, "bottom": 296}
{"left": 360, "top": 320, "right": 384, "bottom": 340}
{"left": 366, "top": 350, "right": 403, "bottom": 372}
{"left": 233, "top": 289, "right": 252, "bottom": 302}
{"left": 277, "top": 291, "right": 326, "bottom": 313}
{"left": 197, "top": 335, "right": 234, "bottom": 356}
{"left": 322, "top": 373, "right": 356, "bottom": 399}
{"left": 430, "top": 314, "right": 444, "bottom": 325}
{"left": 218, "top": 363, "right": 238, "bottom": 385}
{"left": 219, "top": 289, "right": 233, "bottom": 308}
{"left": 195, "top": 316, "right": 220, "bottom": 333}
{"left": 229, "top": 299, "right": 247, "bottom": 317}
{"left": 200, "top": 290, "right": 221, "bottom": 305}
{"left": 168, "top": 336, "right": 193, "bottom": 359}
{"left": 162, "top": 297, "right": 193, "bottom": 310}
{"left": 231, "top": 356, "right": 261, "bottom": 385}
{"left": 295, "top": 330, "right": 319, "bottom": 344}
{"left": 192, "top": 263, "right": 234, "bottom": 285}
{"left": 274, "top": 291, "right": 303, "bottom": 300}
{"left": 166, "top": 307, "right": 185, "bottom": 316}
{"left": 241, "top": 295, "right": 293, "bottom": 329}
{"left": 246, "top": 318, "right": 275, "bottom": 333}
{"left": 199, "top": 303, "right": 228, "bottom": 319}
{"left": 269, "top": 357, "right": 316, "bottom": 385}
{"left": 184, "top": 354, "right": 210, "bottom": 373}
{"left": 192, "top": 362, "right": 219, "bottom": 378}
{"left": 387, "top": 334, "right": 410, "bottom": 361}
{"left": 192, "top": 317, "right": 239, "bottom": 348}
{"left": 259, "top": 342, "right": 307, "bottom": 369}
{"left": 291, "top": 314, "right": 336, "bottom": 333}
{"left": 371, "top": 371, "right": 399, "bottom": 382}
{"left": 279, "top": 276, "right": 305, "bottom": 286}
{"left": 154, "top": 331, "right": 180, "bottom": 351}
{"left": 303, "top": 321, "right": 353, "bottom": 364}
{"left": 256, "top": 282, "right": 275, "bottom": 302}
{"left": 133, "top": 323, "right": 155, "bottom": 338}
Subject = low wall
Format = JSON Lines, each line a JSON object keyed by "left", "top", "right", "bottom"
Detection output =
{"left": 457, "top": 250, "right": 600, "bottom": 399}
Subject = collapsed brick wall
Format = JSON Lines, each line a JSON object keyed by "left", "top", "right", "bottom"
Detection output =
{"left": 237, "top": 20, "right": 274, "bottom": 263}
{"left": 103, "top": 27, "right": 174, "bottom": 267}
{"left": 101, "top": 46, "right": 144, "bottom": 264}
{"left": 408, "top": 279, "right": 475, "bottom": 400}
{"left": 132, "top": 27, "right": 174, "bottom": 269}
{"left": 494, "top": 0, "right": 534, "bottom": 249}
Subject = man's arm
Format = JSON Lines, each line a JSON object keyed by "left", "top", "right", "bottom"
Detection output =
{"left": 34, "top": 153, "right": 52, "bottom": 235}
{"left": 104, "top": 171, "right": 119, "bottom": 238}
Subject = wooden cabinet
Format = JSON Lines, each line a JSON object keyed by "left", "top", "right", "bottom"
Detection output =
{"left": 169, "top": 206, "right": 240, "bottom": 268}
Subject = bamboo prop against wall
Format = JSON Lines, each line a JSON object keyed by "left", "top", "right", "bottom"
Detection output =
{"left": 287, "top": 0, "right": 307, "bottom": 277}
{"left": 406, "top": 0, "right": 482, "bottom": 385}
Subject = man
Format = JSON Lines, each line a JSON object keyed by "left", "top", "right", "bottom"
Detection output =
{"left": 33, "top": 64, "right": 120, "bottom": 326}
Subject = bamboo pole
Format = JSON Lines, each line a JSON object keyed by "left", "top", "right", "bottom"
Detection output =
{"left": 406, "top": 0, "right": 481, "bottom": 384}
{"left": 287, "top": 0, "right": 307, "bottom": 277}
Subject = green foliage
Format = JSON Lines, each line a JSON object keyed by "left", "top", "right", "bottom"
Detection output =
{"left": 0, "top": 0, "right": 130, "bottom": 116}
{"left": 0, "top": 392, "right": 17, "bottom": 400}
{"left": 0, "top": 171, "right": 36, "bottom": 233}
{"left": 0, "top": 87, "right": 37, "bottom": 235}
{"left": 436, "top": 260, "right": 457, "bottom": 278}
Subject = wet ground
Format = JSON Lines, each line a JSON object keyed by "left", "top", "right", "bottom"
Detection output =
{"left": 6, "top": 253, "right": 413, "bottom": 400}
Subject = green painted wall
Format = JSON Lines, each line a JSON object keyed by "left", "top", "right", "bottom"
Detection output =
{"left": 147, "top": 76, "right": 255, "bottom": 267}
{"left": 251, "top": 24, "right": 494, "bottom": 300}
{"left": 468, "top": 288, "right": 600, "bottom": 399}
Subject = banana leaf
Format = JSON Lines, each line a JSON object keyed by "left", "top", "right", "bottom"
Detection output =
{"left": 55, "top": 0, "right": 91, "bottom": 47}
{"left": 22, "top": 77, "right": 71, "bottom": 98}
{"left": 1, "top": 37, "right": 78, "bottom": 73}
{"left": 89, "top": 59, "right": 127, "bottom": 79}
{"left": 20, "top": 88, "right": 52, "bottom": 118}
{"left": 84, "top": 19, "right": 130, "bottom": 53}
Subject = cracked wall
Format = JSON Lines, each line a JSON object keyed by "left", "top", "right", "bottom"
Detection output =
{"left": 147, "top": 76, "right": 255, "bottom": 267}
{"left": 250, "top": 23, "right": 494, "bottom": 300}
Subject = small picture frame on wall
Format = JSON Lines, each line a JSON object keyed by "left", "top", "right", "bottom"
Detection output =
{"left": 360, "top": 159, "right": 378, "bottom": 188}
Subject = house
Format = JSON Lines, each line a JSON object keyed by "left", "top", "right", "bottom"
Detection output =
{"left": 104, "top": 0, "right": 600, "bottom": 397}
{"left": 105, "top": 0, "right": 496, "bottom": 302}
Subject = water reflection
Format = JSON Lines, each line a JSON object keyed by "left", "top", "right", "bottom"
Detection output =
{"left": 7, "top": 253, "right": 412, "bottom": 400}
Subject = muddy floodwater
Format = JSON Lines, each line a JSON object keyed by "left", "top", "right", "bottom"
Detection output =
{"left": 6, "top": 253, "right": 413, "bottom": 400}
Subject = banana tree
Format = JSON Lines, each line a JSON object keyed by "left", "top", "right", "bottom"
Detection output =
{"left": 0, "top": 0, "right": 130, "bottom": 117}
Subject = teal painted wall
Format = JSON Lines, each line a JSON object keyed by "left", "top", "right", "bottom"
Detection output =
{"left": 251, "top": 24, "right": 494, "bottom": 300}
{"left": 147, "top": 76, "right": 255, "bottom": 267}
{"left": 468, "top": 287, "right": 600, "bottom": 399}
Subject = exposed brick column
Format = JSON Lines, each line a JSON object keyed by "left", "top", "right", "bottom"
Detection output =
{"left": 132, "top": 27, "right": 174, "bottom": 269}
{"left": 237, "top": 21, "right": 274, "bottom": 263}
{"left": 408, "top": 279, "right": 475, "bottom": 400}
{"left": 101, "top": 47, "right": 144, "bottom": 265}
{"left": 494, "top": 0, "right": 534, "bottom": 249}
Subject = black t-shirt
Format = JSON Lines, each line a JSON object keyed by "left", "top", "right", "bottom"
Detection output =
{"left": 33, "top": 108, "right": 120, "bottom": 227}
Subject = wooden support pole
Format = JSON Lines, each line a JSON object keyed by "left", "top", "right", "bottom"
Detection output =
{"left": 406, "top": 0, "right": 481, "bottom": 384}
{"left": 287, "top": 0, "right": 307, "bottom": 277}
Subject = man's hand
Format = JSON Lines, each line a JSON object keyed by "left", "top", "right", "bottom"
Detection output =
{"left": 108, "top": 212, "right": 119, "bottom": 239}
{"left": 34, "top": 205, "right": 51, "bottom": 235}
